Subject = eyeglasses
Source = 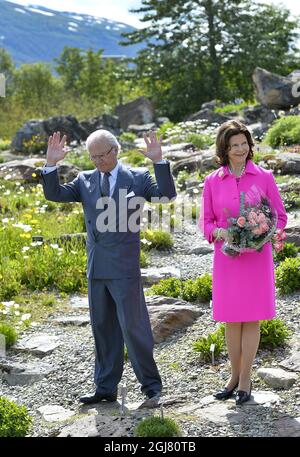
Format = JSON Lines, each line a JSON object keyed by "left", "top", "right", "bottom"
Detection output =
{"left": 89, "top": 146, "right": 114, "bottom": 161}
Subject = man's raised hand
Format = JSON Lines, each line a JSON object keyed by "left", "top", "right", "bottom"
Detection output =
{"left": 46, "top": 131, "right": 68, "bottom": 166}
{"left": 140, "top": 130, "right": 163, "bottom": 163}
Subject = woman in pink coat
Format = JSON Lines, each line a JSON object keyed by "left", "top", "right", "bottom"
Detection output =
{"left": 199, "top": 120, "right": 287, "bottom": 405}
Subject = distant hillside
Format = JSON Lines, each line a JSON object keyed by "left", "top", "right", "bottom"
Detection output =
{"left": 0, "top": 0, "right": 144, "bottom": 65}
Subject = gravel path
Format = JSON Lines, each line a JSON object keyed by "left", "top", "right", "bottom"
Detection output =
{"left": 1, "top": 219, "right": 299, "bottom": 437}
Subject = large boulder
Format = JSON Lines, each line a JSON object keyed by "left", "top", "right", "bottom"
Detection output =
{"left": 185, "top": 108, "right": 232, "bottom": 125}
{"left": 11, "top": 115, "right": 88, "bottom": 153}
{"left": 253, "top": 67, "right": 300, "bottom": 109}
{"left": 114, "top": 97, "right": 155, "bottom": 130}
{"left": 146, "top": 295, "right": 203, "bottom": 343}
{"left": 0, "top": 158, "right": 79, "bottom": 183}
{"left": 80, "top": 114, "right": 121, "bottom": 137}
{"left": 242, "top": 105, "right": 277, "bottom": 126}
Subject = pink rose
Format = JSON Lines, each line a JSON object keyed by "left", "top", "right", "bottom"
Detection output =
{"left": 278, "top": 230, "right": 287, "bottom": 240}
{"left": 237, "top": 216, "right": 246, "bottom": 227}
{"left": 257, "top": 213, "right": 266, "bottom": 223}
{"left": 252, "top": 227, "right": 262, "bottom": 235}
{"left": 248, "top": 211, "right": 258, "bottom": 222}
{"left": 274, "top": 241, "right": 284, "bottom": 252}
{"left": 259, "top": 223, "right": 269, "bottom": 233}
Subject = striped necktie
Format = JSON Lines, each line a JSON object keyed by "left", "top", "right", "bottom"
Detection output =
{"left": 101, "top": 171, "right": 111, "bottom": 197}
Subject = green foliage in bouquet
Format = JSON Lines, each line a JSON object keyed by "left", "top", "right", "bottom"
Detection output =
{"left": 222, "top": 192, "right": 277, "bottom": 257}
{"left": 274, "top": 242, "right": 299, "bottom": 263}
{"left": 275, "top": 257, "right": 300, "bottom": 295}
{"left": 193, "top": 326, "right": 225, "bottom": 361}
{"left": 134, "top": 416, "right": 181, "bottom": 437}
{"left": 260, "top": 319, "right": 291, "bottom": 349}
{"left": 0, "top": 397, "right": 32, "bottom": 437}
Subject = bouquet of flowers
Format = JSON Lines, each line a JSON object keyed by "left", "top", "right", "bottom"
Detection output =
{"left": 221, "top": 190, "right": 280, "bottom": 257}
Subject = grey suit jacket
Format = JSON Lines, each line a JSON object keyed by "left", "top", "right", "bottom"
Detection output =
{"left": 40, "top": 162, "right": 176, "bottom": 279}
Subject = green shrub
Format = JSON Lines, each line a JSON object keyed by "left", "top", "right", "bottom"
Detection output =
{"left": 65, "top": 149, "right": 93, "bottom": 171}
{"left": 0, "top": 322, "right": 18, "bottom": 348}
{"left": 193, "top": 327, "right": 225, "bottom": 361}
{"left": 150, "top": 278, "right": 183, "bottom": 298}
{"left": 185, "top": 133, "right": 215, "bottom": 149}
{"left": 274, "top": 242, "right": 299, "bottom": 262}
{"left": 119, "top": 132, "right": 137, "bottom": 143}
{"left": 176, "top": 170, "right": 190, "bottom": 189}
{"left": 214, "top": 100, "right": 253, "bottom": 113}
{"left": 0, "top": 138, "right": 11, "bottom": 151}
{"left": 23, "top": 135, "right": 48, "bottom": 154}
{"left": 149, "top": 275, "right": 212, "bottom": 303}
{"left": 119, "top": 149, "right": 149, "bottom": 167}
{"left": 275, "top": 257, "right": 300, "bottom": 295}
{"left": 157, "top": 121, "right": 175, "bottom": 139}
{"left": 141, "top": 229, "right": 173, "bottom": 251}
{"left": 134, "top": 416, "right": 181, "bottom": 437}
{"left": 281, "top": 191, "right": 300, "bottom": 211}
{"left": 260, "top": 319, "right": 290, "bottom": 349}
{"left": 0, "top": 397, "right": 32, "bottom": 437}
{"left": 182, "top": 274, "right": 212, "bottom": 303}
{"left": 140, "top": 250, "right": 148, "bottom": 268}
{"left": 265, "top": 116, "right": 300, "bottom": 147}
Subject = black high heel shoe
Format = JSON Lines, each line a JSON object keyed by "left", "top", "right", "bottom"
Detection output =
{"left": 235, "top": 382, "right": 252, "bottom": 405}
{"left": 214, "top": 382, "right": 239, "bottom": 400}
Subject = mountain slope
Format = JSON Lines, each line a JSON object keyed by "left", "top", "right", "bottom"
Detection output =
{"left": 0, "top": 0, "right": 143, "bottom": 65}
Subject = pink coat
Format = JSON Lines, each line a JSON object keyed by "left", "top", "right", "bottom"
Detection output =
{"left": 199, "top": 160, "right": 287, "bottom": 322}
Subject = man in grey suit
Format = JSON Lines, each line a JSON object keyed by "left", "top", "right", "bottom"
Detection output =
{"left": 40, "top": 129, "right": 176, "bottom": 406}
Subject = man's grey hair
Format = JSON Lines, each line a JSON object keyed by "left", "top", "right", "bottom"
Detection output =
{"left": 86, "top": 129, "right": 121, "bottom": 153}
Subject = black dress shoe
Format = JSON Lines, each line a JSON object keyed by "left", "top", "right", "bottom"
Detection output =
{"left": 79, "top": 391, "right": 117, "bottom": 404}
{"left": 146, "top": 390, "right": 161, "bottom": 399}
{"left": 214, "top": 383, "right": 238, "bottom": 400}
{"left": 235, "top": 382, "right": 252, "bottom": 405}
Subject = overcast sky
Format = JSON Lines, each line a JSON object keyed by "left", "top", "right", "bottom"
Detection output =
{"left": 5, "top": 0, "right": 300, "bottom": 28}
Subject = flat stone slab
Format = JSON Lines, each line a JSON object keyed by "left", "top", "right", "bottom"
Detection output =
{"left": 141, "top": 266, "right": 181, "bottom": 286}
{"left": 178, "top": 402, "right": 247, "bottom": 425}
{"left": 14, "top": 334, "right": 60, "bottom": 357}
{"left": 0, "top": 359, "right": 54, "bottom": 386}
{"left": 52, "top": 316, "right": 90, "bottom": 326}
{"left": 69, "top": 295, "right": 89, "bottom": 310}
{"left": 58, "top": 414, "right": 133, "bottom": 437}
{"left": 279, "top": 352, "right": 300, "bottom": 373}
{"left": 274, "top": 416, "right": 300, "bottom": 437}
{"left": 257, "top": 368, "right": 298, "bottom": 389}
{"left": 37, "top": 405, "right": 75, "bottom": 422}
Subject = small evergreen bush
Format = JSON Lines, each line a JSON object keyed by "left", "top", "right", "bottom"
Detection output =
{"left": 0, "top": 397, "right": 32, "bottom": 437}
{"left": 134, "top": 416, "right": 181, "bottom": 437}
{"left": 265, "top": 116, "right": 300, "bottom": 147}
{"left": 0, "top": 322, "right": 17, "bottom": 348}
{"left": 141, "top": 229, "right": 173, "bottom": 251}
{"left": 260, "top": 319, "right": 290, "bottom": 348}
{"left": 193, "top": 327, "right": 225, "bottom": 361}
{"left": 149, "top": 275, "right": 212, "bottom": 303}
{"left": 275, "top": 257, "right": 300, "bottom": 295}
{"left": 119, "top": 132, "right": 137, "bottom": 143}
{"left": 274, "top": 242, "right": 299, "bottom": 262}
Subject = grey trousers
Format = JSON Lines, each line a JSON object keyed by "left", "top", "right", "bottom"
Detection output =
{"left": 88, "top": 276, "right": 162, "bottom": 395}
